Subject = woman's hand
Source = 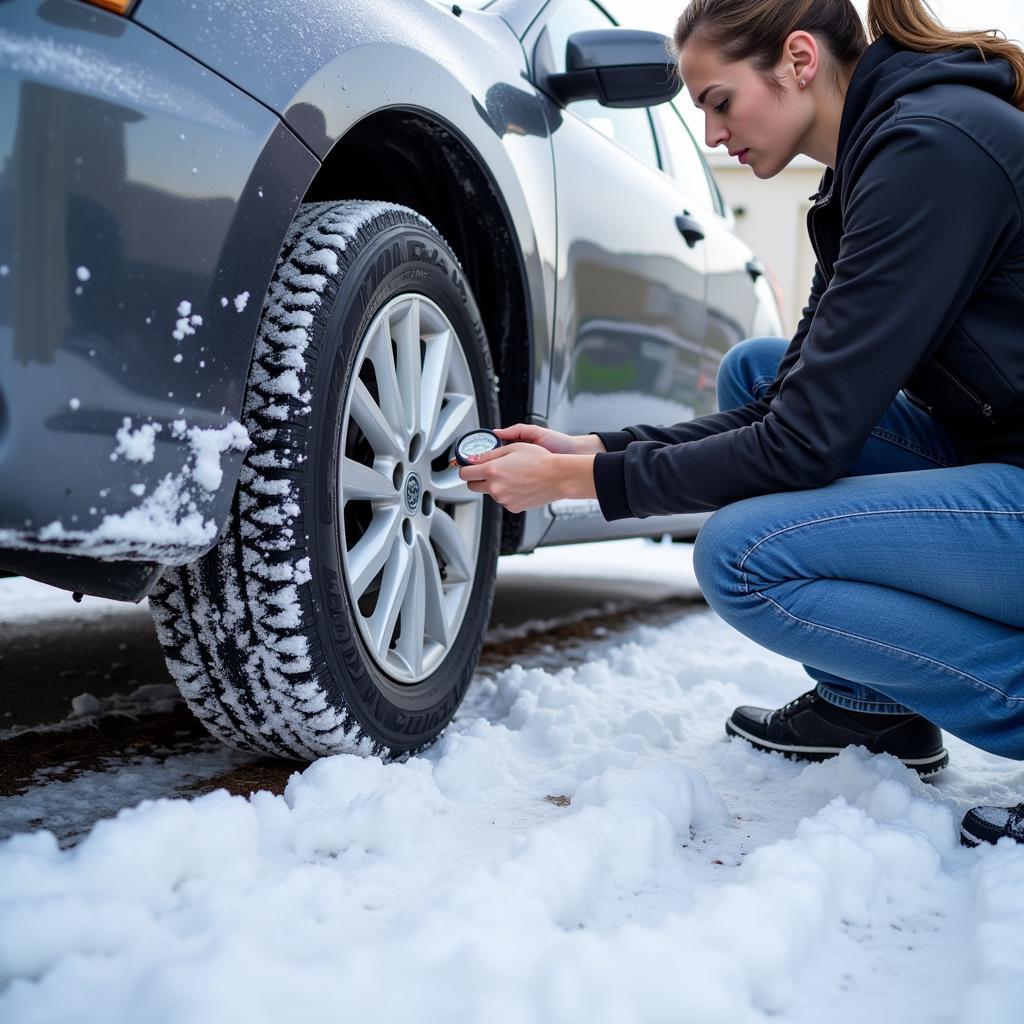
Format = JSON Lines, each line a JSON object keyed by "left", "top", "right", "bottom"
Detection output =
{"left": 458, "top": 441, "right": 598, "bottom": 513}
{"left": 492, "top": 423, "right": 606, "bottom": 456}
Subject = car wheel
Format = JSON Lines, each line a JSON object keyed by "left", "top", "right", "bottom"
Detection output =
{"left": 150, "top": 200, "right": 501, "bottom": 760}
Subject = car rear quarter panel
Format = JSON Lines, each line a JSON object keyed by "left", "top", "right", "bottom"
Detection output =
{"left": 0, "top": 0, "right": 318, "bottom": 569}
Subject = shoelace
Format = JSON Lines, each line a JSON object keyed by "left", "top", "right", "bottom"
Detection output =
{"left": 769, "top": 691, "right": 816, "bottom": 724}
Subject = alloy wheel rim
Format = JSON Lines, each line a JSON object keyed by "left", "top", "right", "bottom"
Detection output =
{"left": 338, "top": 293, "right": 484, "bottom": 683}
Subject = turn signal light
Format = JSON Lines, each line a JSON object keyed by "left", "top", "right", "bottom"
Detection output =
{"left": 82, "top": 0, "right": 136, "bottom": 14}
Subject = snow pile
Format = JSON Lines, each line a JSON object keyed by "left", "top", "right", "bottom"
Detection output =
{"left": 40, "top": 475, "right": 209, "bottom": 553}
{"left": 966, "top": 845, "right": 1024, "bottom": 1018}
{"left": 172, "top": 300, "right": 203, "bottom": 342}
{"left": 32, "top": 421, "right": 251, "bottom": 561}
{"left": 220, "top": 292, "right": 250, "bottom": 312}
{"left": 111, "top": 417, "right": 162, "bottom": 464}
{"left": 184, "top": 422, "right": 250, "bottom": 491}
{"left": 2, "top": 590, "right": 1023, "bottom": 1021}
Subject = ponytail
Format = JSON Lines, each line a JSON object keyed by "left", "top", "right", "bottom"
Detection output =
{"left": 674, "top": 0, "right": 1024, "bottom": 112}
{"left": 868, "top": 0, "right": 1024, "bottom": 110}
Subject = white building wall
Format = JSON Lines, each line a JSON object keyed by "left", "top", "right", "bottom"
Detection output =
{"left": 705, "top": 154, "right": 825, "bottom": 337}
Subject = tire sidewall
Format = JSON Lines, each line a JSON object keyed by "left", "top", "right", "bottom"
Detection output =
{"left": 305, "top": 216, "right": 500, "bottom": 753}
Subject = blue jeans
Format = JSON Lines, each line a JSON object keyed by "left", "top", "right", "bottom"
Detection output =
{"left": 692, "top": 336, "right": 1024, "bottom": 760}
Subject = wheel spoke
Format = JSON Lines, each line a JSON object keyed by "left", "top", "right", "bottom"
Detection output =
{"left": 347, "top": 508, "right": 402, "bottom": 599}
{"left": 351, "top": 378, "right": 403, "bottom": 460}
{"left": 341, "top": 457, "right": 398, "bottom": 503}
{"left": 392, "top": 297, "right": 421, "bottom": 437}
{"left": 368, "top": 538, "right": 412, "bottom": 658}
{"left": 396, "top": 538, "right": 428, "bottom": 676}
{"left": 367, "top": 319, "right": 404, "bottom": 437}
{"left": 419, "top": 328, "right": 453, "bottom": 441}
{"left": 429, "top": 507, "right": 475, "bottom": 584}
{"left": 430, "top": 466, "right": 480, "bottom": 506}
{"left": 429, "top": 393, "right": 476, "bottom": 459}
{"left": 418, "top": 533, "right": 450, "bottom": 647}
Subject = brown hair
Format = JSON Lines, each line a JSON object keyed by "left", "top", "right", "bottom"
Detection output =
{"left": 672, "top": 0, "right": 1024, "bottom": 111}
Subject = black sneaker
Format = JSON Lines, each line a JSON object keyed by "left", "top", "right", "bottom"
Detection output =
{"left": 725, "top": 689, "right": 948, "bottom": 777}
{"left": 960, "top": 802, "right": 1024, "bottom": 847}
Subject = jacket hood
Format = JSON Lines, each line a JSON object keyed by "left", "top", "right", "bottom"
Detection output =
{"left": 818, "top": 33, "right": 1016, "bottom": 196}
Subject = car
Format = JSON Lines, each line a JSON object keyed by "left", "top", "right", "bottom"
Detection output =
{"left": 0, "top": 0, "right": 783, "bottom": 760}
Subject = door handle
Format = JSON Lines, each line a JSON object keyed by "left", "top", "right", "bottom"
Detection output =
{"left": 746, "top": 257, "right": 765, "bottom": 281}
{"left": 675, "top": 211, "right": 705, "bottom": 248}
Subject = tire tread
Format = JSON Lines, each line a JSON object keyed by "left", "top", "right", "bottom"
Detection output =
{"left": 151, "top": 201, "right": 444, "bottom": 759}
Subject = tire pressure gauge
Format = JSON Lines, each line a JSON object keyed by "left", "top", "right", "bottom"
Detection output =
{"left": 449, "top": 428, "right": 503, "bottom": 467}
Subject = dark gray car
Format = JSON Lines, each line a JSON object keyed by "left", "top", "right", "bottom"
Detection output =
{"left": 0, "top": 0, "right": 782, "bottom": 759}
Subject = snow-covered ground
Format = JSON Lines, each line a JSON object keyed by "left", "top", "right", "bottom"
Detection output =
{"left": 1, "top": 539, "right": 1023, "bottom": 1023}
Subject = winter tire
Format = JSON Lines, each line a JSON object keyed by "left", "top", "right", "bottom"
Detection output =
{"left": 150, "top": 201, "right": 502, "bottom": 760}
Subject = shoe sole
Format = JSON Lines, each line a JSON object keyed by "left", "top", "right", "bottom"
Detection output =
{"left": 725, "top": 718, "right": 949, "bottom": 778}
{"left": 958, "top": 819, "right": 1024, "bottom": 848}
{"left": 960, "top": 827, "right": 983, "bottom": 848}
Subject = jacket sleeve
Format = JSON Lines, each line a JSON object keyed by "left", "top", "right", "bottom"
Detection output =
{"left": 591, "top": 261, "right": 826, "bottom": 453}
{"left": 593, "top": 116, "right": 1020, "bottom": 520}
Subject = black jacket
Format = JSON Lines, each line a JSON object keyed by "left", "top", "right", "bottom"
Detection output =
{"left": 592, "top": 34, "right": 1024, "bottom": 521}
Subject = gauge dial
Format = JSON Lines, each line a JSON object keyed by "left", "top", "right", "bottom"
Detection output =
{"left": 452, "top": 429, "right": 501, "bottom": 466}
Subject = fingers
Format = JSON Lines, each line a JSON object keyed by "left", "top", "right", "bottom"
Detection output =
{"left": 459, "top": 454, "right": 507, "bottom": 479}
{"left": 464, "top": 442, "right": 526, "bottom": 466}
{"left": 460, "top": 465, "right": 530, "bottom": 511}
{"left": 493, "top": 423, "right": 539, "bottom": 443}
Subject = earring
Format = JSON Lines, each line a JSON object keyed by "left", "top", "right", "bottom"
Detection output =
{"left": 799, "top": 79, "right": 807, "bottom": 88}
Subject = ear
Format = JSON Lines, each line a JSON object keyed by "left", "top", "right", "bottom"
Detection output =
{"left": 781, "top": 29, "right": 820, "bottom": 89}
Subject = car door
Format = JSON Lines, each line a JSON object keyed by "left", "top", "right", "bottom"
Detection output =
{"left": 651, "top": 99, "right": 764, "bottom": 418}
{"left": 529, "top": 0, "right": 709, "bottom": 438}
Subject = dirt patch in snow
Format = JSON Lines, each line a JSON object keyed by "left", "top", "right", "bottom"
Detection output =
{"left": 0, "top": 596, "right": 707, "bottom": 817}
{"left": 0, "top": 704, "right": 208, "bottom": 799}
{"left": 176, "top": 757, "right": 303, "bottom": 800}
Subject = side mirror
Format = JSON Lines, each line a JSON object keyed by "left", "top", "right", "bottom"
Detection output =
{"left": 546, "top": 29, "right": 682, "bottom": 109}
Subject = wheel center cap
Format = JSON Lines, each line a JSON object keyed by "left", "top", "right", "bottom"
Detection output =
{"left": 404, "top": 472, "right": 421, "bottom": 514}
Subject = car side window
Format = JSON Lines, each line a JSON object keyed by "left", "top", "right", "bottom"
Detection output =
{"left": 541, "top": 0, "right": 661, "bottom": 172}
{"left": 657, "top": 102, "right": 719, "bottom": 213}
